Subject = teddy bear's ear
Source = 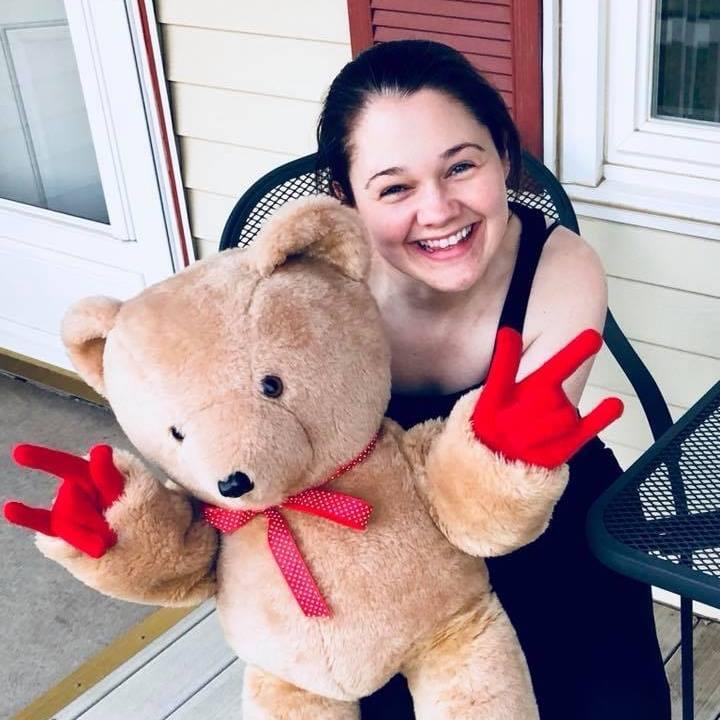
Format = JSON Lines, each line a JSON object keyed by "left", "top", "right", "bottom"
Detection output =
{"left": 253, "top": 196, "right": 370, "bottom": 281}
{"left": 61, "top": 296, "right": 122, "bottom": 396}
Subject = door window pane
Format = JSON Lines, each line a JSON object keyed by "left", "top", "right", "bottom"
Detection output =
{"left": 653, "top": 0, "right": 720, "bottom": 124}
{"left": 0, "top": 0, "right": 108, "bottom": 223}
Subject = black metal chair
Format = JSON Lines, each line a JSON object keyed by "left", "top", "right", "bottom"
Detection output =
{"left": 219, "top": 150, "right": 672, "bottom": 441}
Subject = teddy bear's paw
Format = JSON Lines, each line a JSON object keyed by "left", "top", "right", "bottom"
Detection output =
{"left": 101, "top": 449, "right": 190, "bottom": 535}
{"left": 108, "top": 449, "right": 158, "bottom": 497}
{"left": 4, "top": 443, "right": 125, "bottom": 559}
{"left": 418, "top": 389, "right": 571, "bottom": 557}
{"left": 35, "top": 532, "right": 82, "bottom": 562}
{"left": 33, "top": 531, "right": 120, "bottom": 595}
{"left": 104, "top": 463, "right": 195, "bottom": 543}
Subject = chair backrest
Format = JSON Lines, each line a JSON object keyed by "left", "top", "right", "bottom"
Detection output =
{"left": 220, "top": 152, "right": 672, "bottom": 441}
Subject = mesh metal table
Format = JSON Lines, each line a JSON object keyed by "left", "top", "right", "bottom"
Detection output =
{"left": 587, "top": 380, "right": 720, "bottom": 720}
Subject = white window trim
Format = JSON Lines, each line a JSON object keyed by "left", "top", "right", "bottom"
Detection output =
{"left": 550, "top": 0, "right": 720, "bottom": 241}
{"left": 542, "top": 0, "right": 560, "bottom": 175}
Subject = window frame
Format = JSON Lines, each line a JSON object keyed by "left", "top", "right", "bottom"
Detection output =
{"left": 554, "top": 0, "right": 720, "bottom": 240}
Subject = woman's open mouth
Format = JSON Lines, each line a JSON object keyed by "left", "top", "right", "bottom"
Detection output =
{"left": 412, "top": 223, "right": 478, "bottom": 259}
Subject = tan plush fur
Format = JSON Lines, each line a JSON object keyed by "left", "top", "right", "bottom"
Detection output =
{"left": 42, "top": 197, "right": 570, "bottom": 718}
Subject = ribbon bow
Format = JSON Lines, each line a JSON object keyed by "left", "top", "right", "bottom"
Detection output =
{"left": 202, "top": 433, "right": 378, "bottom": 617}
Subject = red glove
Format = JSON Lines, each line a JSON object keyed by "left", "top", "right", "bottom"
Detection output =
{"left": 4, "top": 444, "right": 125, "bottom": 558}
{"left": 471, "top": 328, "right": 623, "bottom": 468}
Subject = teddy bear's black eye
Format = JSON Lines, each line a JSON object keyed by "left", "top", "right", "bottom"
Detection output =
{"left": 260, "top": 375, "right": 284, "bottom": 398}
{"left": 170, "top": 426, "right": 185, "bottom": 442}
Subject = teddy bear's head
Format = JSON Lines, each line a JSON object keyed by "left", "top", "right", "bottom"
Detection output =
{"left": 61, "top": 198, "right": 391, "bottom": 509}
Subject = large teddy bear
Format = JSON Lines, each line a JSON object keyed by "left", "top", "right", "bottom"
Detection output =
{"left": 5, "top": 198, "right": 621, "bottom": 719}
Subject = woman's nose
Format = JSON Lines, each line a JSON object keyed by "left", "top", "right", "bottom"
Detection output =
{"left": 415, "top": 183, "right": 459, "bottom": 227}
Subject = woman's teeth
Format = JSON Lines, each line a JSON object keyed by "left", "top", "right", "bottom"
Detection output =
{"left": 417, "top": 224, "right": 473, "bottom": 251}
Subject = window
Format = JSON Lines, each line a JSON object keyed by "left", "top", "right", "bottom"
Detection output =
{"left": 557, "top": 0, "right": 720, "bottom": 239}
{"left": 653, "top": 0, "right": 720, "bottom": 124}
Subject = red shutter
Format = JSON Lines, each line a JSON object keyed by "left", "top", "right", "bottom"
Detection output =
{"left": 346, "top": 0, "right": 542, "bottom": 157}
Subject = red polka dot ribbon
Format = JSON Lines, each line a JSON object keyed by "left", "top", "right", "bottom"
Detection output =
{"left": 201, "top": 432, "right": 379, "bottom": 617}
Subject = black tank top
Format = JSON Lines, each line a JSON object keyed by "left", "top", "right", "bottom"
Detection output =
{"left": 385, "top": 202, "right": 560, "bottom": 430}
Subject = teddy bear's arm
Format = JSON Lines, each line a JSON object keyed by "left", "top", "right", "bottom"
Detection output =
{"left": 406, "top": 389, "right": 569, "bottom": 557}
{"left": 405, "top": 328, "right": 622, "bottom": 557}
{"left": 30, "top": 447, "right": 218, "bottom": 606}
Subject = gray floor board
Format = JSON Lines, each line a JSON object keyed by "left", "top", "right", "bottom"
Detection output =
{"left": 54, "top": 603, "right": 216, "bottom": 720}
{"left": 57, "top": 610, "right": 235, "bottom": 720}
{"left": 654, "top": 602, "right": 691, "bottom": 661}
{"left": 167, "top": 658, "right": 244, "bottom": 720}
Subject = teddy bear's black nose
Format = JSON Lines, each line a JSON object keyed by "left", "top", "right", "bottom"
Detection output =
{"left": 218, "top": 471, "right": 254, "bottom": 498}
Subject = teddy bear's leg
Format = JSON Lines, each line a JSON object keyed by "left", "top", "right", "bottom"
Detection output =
{"left": 242, "top": 664, "right": 360, "bottom": 720}
{"left": 402, "top": 595, "right": 538, "bottom": 720}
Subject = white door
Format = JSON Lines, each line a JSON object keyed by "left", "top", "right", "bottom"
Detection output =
{"left": 0, "top": 0, "right": 180, "bottom": 371}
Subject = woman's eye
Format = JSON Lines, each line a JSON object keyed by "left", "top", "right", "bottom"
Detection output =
{"left": 170, "top": 426, "right": 185, "bottom": 442}
{"left": 448, "top": 162, "right": 474, "bottom": 176}
{"left": 379, "top": 184, "right": 408, "bottom": 198}
{"left": 260, "top": 375, "right": 284, "bottom": 398}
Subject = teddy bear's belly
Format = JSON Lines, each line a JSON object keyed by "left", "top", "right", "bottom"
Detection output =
{"left": 214, "top": 486, "right": 492, "bottom": 700}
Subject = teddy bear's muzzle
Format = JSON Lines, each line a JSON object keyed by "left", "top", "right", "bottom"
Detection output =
{"left": 218, "top": 471, "right": 255, "bottom": 498}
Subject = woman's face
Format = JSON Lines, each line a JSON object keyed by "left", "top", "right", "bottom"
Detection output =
{"left": 347, "top": 89, "right": 510, "bottom": 294}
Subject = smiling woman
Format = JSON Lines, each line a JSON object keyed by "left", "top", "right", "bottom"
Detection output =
{"left": 316, "top": 39, "right": 672, "bottom": 720}
{"left": 317, "top": 42, "right": 602, "bottom": 402}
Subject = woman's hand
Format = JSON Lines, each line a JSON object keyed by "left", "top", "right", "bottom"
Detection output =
{"left": 4, "top": 444, "right": 125, "bottom": 558}
{"left": 471, "top": 328, "right": 623, "bottom": 468}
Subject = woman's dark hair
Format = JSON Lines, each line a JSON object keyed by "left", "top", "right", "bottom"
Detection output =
{"left": 316, "top": 40, "right": 522, "bottom": 204}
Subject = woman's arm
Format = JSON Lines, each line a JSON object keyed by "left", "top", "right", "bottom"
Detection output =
{"left": 519, "top": 227, "right": 608, "bottom": 406}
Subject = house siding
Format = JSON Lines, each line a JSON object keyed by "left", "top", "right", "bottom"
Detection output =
{"left": 579, "top": 216, "right": 720, "bottom": 468}
{"left": 155, "top": 1, "right": 352, "bottom": 258}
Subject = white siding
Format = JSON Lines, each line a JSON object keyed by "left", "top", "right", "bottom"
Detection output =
{"left": 155, "top": 0, "right": 352, "bottom": 258}
{"left": 579, "top": 216, "right": 720, "bottom": 467}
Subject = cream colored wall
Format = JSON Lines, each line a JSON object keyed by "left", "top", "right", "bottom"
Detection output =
{"left": 578, "top": 216, "right": 720, "bottom": 468}
{"left": 155, "top": 1, "right": 352, "bottom": 258}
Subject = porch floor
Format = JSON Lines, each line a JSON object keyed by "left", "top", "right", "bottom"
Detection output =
{"left": 52, "top": 601, "right": 720, "bottom": 720}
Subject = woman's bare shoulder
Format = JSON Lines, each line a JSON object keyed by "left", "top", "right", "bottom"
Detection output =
{"left": 530, "top": 223, "right": 607, "bottom": 315}
{"left": 537, "top": 224, "right": 606, "bottom": 297}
